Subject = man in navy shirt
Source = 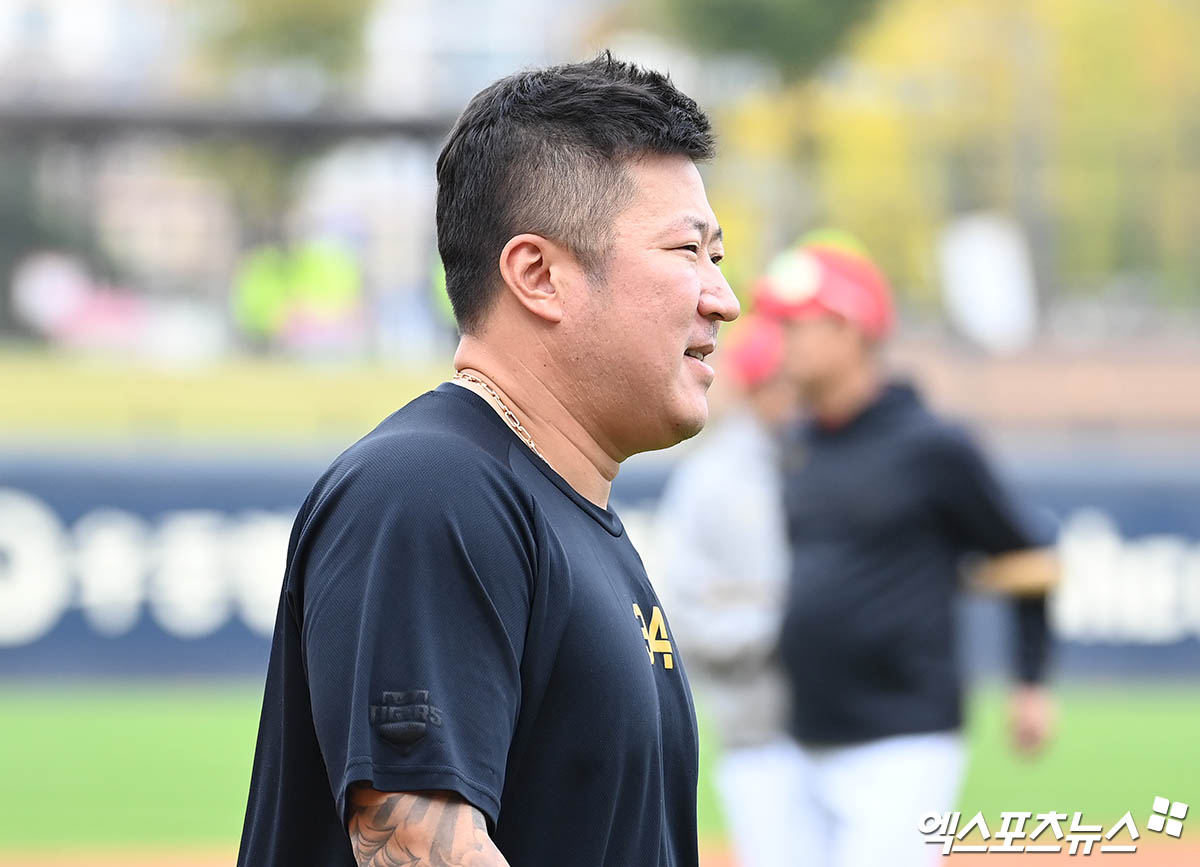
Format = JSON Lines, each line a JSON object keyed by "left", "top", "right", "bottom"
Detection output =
{"left": 238, "top": 55, "right": 739, "bottom": 867}
{"left": 755, "top": 235, "right": 1058, "bottom": 867}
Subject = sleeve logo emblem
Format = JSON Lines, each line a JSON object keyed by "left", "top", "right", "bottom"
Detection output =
{"left": 370, "top": 689, "right": 443, "bottom": 753}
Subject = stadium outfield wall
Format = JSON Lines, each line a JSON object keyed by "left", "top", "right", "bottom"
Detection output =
{"left": 2, "top": 440, "right": 1199, "bottom": 678}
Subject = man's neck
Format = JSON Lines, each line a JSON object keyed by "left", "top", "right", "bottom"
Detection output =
{"left": 452, "top": 340, "right": 619, "bottom": 508}
{"left": 810, "top": 363, "right": 883, "bottom": 429}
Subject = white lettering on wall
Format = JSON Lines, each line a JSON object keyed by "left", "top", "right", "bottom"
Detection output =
{"left": 0, "top": 487, "right": 291, "bottom": 645}
{"left": 227, "top": 511, "right": 291, "bottom": 637}
{"left": 150, "top": 511, "right": 232, "bottom": 639}
{"left": 0, "top": 489, "right": 72, "bottom": 646}
{"left": 2, "top": 488, "right": 1199, "bottom": 647}
{"left": 1052, "top": 509, "right": 1200, "bottom": 643}
{"left": 75, "top": 509, "right": 149, "bottom": 637}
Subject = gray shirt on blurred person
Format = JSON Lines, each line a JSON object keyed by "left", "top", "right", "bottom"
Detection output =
{"left": 655, "top": 410, "right": 791, "bottom": 749}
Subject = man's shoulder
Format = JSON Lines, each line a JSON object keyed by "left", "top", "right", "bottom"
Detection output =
{"left": 905, "top": 410, "right": 976, "bottom": 455}
{"left": 886, "top": 407, "right": 991, "bottom": 485}
{"left": 313, "top": 389, "right": 525, "bottom": 513}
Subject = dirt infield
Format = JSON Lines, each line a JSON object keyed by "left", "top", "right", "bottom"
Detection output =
{"left": 0, "top": 856, "right": 235, "bottom": 867}
{"left": 941, "top": 842, "right": 1200, "bottom": 864}
{"left": 700, "top": 842, "right": 1200, "bottom": 866}
{"left": 1, "top": 842, "right": 1196, "bottom": 866}
{"left": 0, "top": 846, "right": 737, "bottom": 867}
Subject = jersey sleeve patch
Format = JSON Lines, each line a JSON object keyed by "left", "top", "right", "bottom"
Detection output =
{"left": 370, "top": 689, "right": 444, "bottom": 752}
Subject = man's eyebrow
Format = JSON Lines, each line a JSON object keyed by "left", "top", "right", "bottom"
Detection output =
{"left": 664, "top": 217, "right": 724, "bottom": 244}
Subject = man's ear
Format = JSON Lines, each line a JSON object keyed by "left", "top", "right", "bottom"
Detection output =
{"left": 497, "top": 234, "right": 576, "bottom": 324}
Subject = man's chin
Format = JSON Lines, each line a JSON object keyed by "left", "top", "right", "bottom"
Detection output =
{"left": 621, "top": 393, "right": 709, "bottom": 455}
{"left": 665, "top": 402, "right": 709, "bottom": 447}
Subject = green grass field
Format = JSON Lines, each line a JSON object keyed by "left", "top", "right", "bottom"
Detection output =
{"left": 0, "top": 682, "right": 1196, "bottom": 855}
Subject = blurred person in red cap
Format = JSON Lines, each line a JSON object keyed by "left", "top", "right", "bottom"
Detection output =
{"left": 755, "top": 234, "right": 1059, "bottom": 867}
{"left": 656, "top": 313, "right": 803, "bottom": 867}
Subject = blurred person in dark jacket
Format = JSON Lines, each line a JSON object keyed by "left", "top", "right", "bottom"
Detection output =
{"left": 756, "top": 234, "right": 1058, "bottom": 867}
{"left": 656, "top": 314, "right": 803, "bottom": 867}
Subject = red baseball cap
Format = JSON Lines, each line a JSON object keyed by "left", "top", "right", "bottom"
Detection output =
{"left": 723, "top": 314, "right": 785, "bottom": 389}
{"left": 753, "top": 240, "right": 894, "bottom": 341}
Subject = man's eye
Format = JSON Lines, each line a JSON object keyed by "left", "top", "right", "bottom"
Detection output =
{"left": 678, "top": 244, "right": 700, "bottom": 255}
{"left": 711, "top": 253, "right": 724, "bottom": 265}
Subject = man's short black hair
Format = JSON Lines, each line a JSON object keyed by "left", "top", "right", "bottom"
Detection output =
{"left": 436, "top": 52, "right": 715, "bottom": 333}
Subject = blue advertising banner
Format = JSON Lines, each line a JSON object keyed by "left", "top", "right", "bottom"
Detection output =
{"left": 1, "top": 441, "right": 1199, "bottom": 678}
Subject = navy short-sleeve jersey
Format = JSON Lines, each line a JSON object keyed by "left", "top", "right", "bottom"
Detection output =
{"left": 238, "top": 383, "right": 699, "bottom": 867}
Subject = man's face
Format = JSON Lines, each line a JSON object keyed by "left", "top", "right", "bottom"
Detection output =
{"left": 781, "top": 314, "right": 868, "bottom": 398}
{"left": 748, "top": 374, "right": 800, "bottom": 430}
{"left": 565, "top": 154, "right": 739, "bottom": 458}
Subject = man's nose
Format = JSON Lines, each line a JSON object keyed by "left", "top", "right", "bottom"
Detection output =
{"left": 700, "top": 267, "right": 740, "bottom": 323}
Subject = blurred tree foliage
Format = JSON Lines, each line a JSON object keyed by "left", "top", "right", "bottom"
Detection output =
{"left": 691, "top": 0, "right": 1200, "bottom": 309}
{"left": 182, "top": 143, "right": 310, "bottom": 247}
{"left": 816, "top": 0, "right": 1200, "bottom": 305}
{"left": 661, "top": 0, "right": 885, "bottom": 80}
{"left": 205, "top": 0, "right": 375, "bottom": 72}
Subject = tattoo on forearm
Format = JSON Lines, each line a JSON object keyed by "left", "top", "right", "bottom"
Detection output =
{"left": 347, "top": 788, "right": 505, "bottom": 867}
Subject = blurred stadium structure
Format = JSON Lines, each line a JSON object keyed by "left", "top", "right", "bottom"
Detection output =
{"left": 1, "top": 0, "right": 1199, "bottom": 862}
{"left": 4, "top": 0, "right": 1200, "bottom": 357}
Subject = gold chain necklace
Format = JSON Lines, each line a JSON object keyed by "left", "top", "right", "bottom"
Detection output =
{"left": 453, "top": 370, "right": 548, "bottom": 462}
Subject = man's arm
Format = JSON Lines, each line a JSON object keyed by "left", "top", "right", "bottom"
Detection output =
{"left": 347, "top": 786, "right": 511, "bottom": 867}
{"left": 965, "top": 553, "right": 1057, "bottom": 753}
{"left": 930, "top": 430, "right": 1058, "bottom": 753}
{"left": 967, "top": 548, "right": 1060, "bottom": 596}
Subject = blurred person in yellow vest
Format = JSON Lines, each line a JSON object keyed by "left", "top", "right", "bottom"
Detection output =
{"left": 656, "top": 313, "right": 803, "bottom": 867}
{"left": 232, "top": 239, "right": 363, "bottom": 354}
{"left": 756, "top": 232, "right": 1059, "bottom": 867}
